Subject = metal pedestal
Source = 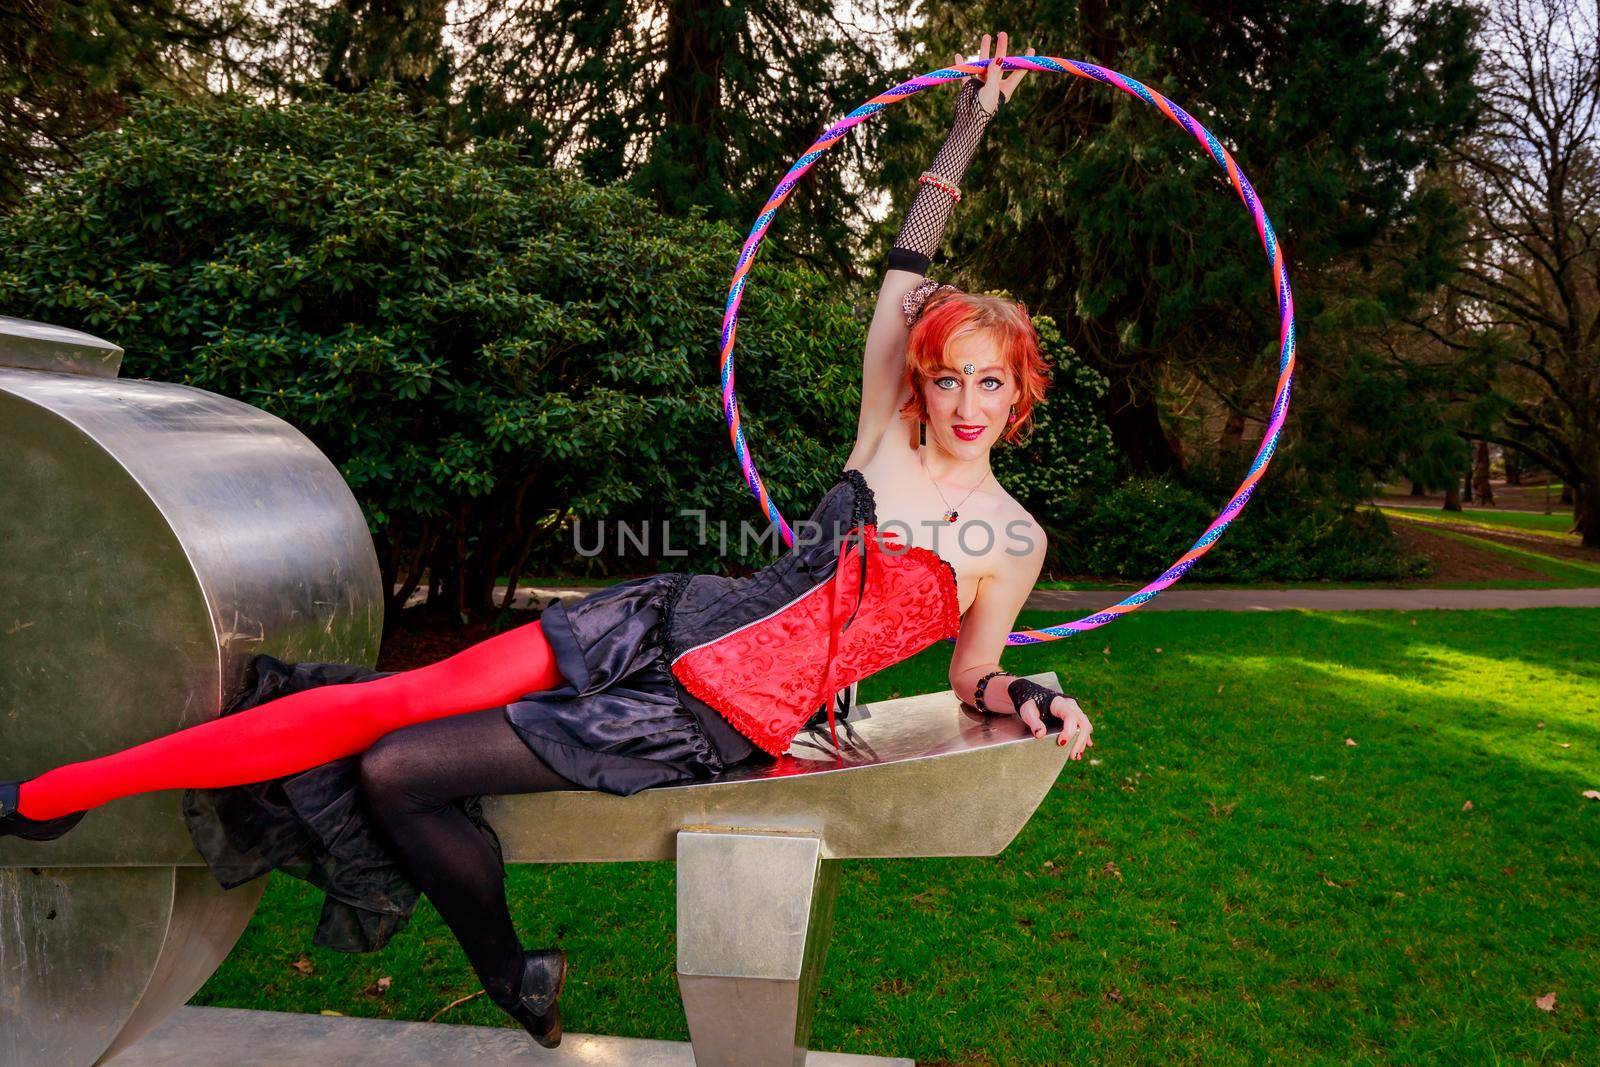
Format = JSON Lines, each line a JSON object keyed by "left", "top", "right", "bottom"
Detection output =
{"left": 676, "top": 831, "right": 840, "bottom": 1067}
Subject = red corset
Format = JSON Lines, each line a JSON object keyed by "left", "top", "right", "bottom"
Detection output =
{"left": 669, "top": 523, "right": 961, "bottom": 757}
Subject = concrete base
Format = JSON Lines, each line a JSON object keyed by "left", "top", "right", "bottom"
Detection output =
{"left": 108, "top": 1006, "right": 913, "bottom": 1066}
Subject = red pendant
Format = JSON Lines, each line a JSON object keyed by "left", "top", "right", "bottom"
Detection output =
{"left": 944, "top": 509, "right": 958, "bottom": 523}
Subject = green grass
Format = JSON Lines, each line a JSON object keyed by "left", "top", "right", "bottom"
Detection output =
{"left": 193, "top": 609, "right": 1600, "bottom": 1063}
{"left": 1379, "top": 504, "right": 1579, "bottom": 540}
{"left": 1394, "top": 522, "right": 1600, "bottom": 588}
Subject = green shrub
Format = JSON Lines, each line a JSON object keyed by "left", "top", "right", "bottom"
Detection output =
{"left": 1200, "top": 491, "right": 1430, "bottom": 583}
{"left": 0, "top": 92, "right": 871, "bottom": 617}
{"left": 1073, "top": 477, "right": 1216, "bottom": 578}
{"left": 991, "top": 313, "right": 1120, "bottom": 539}
{"left": 1061, "top": 474, "right": 1429, "bottom": 583}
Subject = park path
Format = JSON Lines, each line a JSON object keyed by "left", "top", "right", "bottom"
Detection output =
{"left": 486, "top": 584, "right": 1600, "bottom": 613}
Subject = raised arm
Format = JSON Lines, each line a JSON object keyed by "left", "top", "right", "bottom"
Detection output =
{"left": 845, "top": 268, "right": 925, "bottom": 470}
{"left": 847, "top": 37, "right": 1030, "bottom": 469}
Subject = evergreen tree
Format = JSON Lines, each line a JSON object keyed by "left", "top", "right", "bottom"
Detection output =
{"left": 876, "top": 1, "right": 1481, "bottom": 500}
{"left": 250, "top": 0, "right": 901, "bottom": 274}
{"left": 0, "top": 0, "right": 250, "bottom": 209}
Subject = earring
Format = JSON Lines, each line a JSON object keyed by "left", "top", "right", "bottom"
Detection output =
{"left": 1007, "top": 405, "right": 1018, "bottom": 424}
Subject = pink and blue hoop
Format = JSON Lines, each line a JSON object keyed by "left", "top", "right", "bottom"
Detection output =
{"left": 718, "top": 57, "right": 1296, "bottom": 645}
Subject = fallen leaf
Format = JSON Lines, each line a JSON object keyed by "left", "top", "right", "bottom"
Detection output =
{"left": 1043, "top": 860, "right": 1055, "bottom": 869}
{"left": 1501, "top": 866, "right": 1515, "bottom": 877}
{"left": 1310, "top": 774, "right": 1326, "bottom": 781}
{"left": 1102, "top": 646, "right": 1111, "bottom": 655}
{"left": 1154, "top": 647, "right": 1163, "bottom": 653}
{"left": 1217, "top": 683, "right": 1225, "bottom": 694}
{"left": 320, "top": 1010, "right": 344, "bottom": 1017}
{"left": 1558, "top": 743, "right": 1571, "bottom": 749}
{"left": 1537, "top": 721, "right": 1546, "bottom": 730}
{"left": 1345, "top": 738, "right": 1358, "bottom": 747}
{"left": 1535, "top": 992, "right": 1556, "bottom": 1012}
{"left": 1103, "top": 985, "right": 1126, "bottom": 1005}
{"left": 1461, "top": 800, "right": 1473, "bottom": 812}
{"left": 1102, "top": 860, "right": 1123, "bottom": 881}
{"left": 1409, "top": 618, "right": 1417, "bottom": 626}
{"left": 292, "top": 957, "right": 314, "bottom": 976}
{"left": 1582, "top": 790, "right": 1600, "bottom": 801}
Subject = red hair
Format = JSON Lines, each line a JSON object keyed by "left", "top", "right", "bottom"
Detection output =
{"left": 898, "top": 289, "right": 1051, "bottom": 446}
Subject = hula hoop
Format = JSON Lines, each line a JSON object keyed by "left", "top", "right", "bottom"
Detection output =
{"left": 718, "top": 57, "right": 1296, "bottom": 645}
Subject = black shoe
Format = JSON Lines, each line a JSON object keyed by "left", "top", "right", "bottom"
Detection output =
{"left": 0, "top": 780, "right": 86, "bottom": 842}
{"left": 492, "top": 948, "right": 567, "bottom": 1049}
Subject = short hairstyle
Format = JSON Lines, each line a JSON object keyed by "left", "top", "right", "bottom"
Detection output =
{"left": 898, "top": 289, "right": 1051, "bottom": 446}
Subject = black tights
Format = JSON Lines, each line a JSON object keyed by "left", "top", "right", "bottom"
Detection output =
{"left": 357, "top": 707, "right": 581, "bottom": 1004}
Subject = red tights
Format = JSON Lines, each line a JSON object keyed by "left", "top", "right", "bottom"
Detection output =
{"left": 17, "top": 620, "right": 567, "bottom": 821}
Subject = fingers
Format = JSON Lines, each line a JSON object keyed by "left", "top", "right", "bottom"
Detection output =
{"left": 1052, "top": 697, "right": 1094, "bottom": 759}
{"left": 1000, "top": 46, "right": 1034, "bottom": 102}
{"left": 984, "top": 32, "right": 1005, "bottom": 82}
{"left": 959, "top": 32, "right": 1033, "bottom": 99}
{"left": 1018, "top": 693, "right": 1095, "bottom": 757}
{"left": 1018, "top": 698, "right": 1046, "bottom": 740}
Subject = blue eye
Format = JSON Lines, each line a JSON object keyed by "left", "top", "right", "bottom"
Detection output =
{"left": 936, "top": 376, "right": 1006, "bottom": 389}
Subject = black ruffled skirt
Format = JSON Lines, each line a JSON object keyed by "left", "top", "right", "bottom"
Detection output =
{"left": 506, "top": 572, "right": 728, "bottom": 795}
{"left": 182, "top": 572, "right": 733, "bottom": 954}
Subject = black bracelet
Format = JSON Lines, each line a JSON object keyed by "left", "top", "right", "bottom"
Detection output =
{"left": 1007, "top": 677, "right": 1063, "bottom": 721}
{"left": 972, "top": 670, "right": 1010, "bottom": 714}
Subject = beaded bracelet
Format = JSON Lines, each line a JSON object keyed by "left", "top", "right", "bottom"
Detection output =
{"left": 902, "top": 278, "right": 957, "bottom": 328}
{"left": 972, "top": 669, "right": 1011, "bottom": 714}
{"left": 917, "top": 171, "right": 962, "bottom": 202}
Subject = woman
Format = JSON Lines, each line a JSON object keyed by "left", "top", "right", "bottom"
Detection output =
{"left": 0, "top": 30, "right": 1093, "bottom": 1049}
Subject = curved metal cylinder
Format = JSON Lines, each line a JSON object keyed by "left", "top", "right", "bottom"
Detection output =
{"left": 0, "top": 318, "right": 383, "bottom": 1066}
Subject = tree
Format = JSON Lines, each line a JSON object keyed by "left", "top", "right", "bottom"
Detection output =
{"left": 877, "top": 0, "right": 1481, "bottom": 499}
{"left": 1441, "top": 0, "right": 1600, "bottom": 544}
{"left": 1473, "top": 439, "right": 1495, "bottom": 504}
{"left": 3, "top": 92, "right": 1123, "bottom": 615}
{"left": 0, "top": 93, "right": 883, "bottom": 620}
{"left": 0, "top": 0, "right": 250, "bottom": 209}
{"left": 239, "top": 0, "right": 902, "bottom": 275}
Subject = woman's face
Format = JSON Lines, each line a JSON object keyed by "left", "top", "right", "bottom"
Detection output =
{"left": 920, "top": 330, "right": 1019, "bottom": 457}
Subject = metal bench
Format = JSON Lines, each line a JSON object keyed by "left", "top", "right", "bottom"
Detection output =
{"left": 0, "top": 317, "right": 1071, "bottom": 1066}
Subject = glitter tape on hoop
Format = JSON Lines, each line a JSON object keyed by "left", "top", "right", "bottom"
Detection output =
{"left": 720, "top": 58, "right": 1296, "bottom": 645}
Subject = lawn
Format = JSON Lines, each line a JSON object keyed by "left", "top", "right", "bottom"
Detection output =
{"left": 1393, "top": 522, "right": 1600, "bottom": 588}
{"left": 1378, "top": 504, "right": 1581, "bottom": 540}
{"left": 193, "top": 609, "right": 1600, "bottom": 1063}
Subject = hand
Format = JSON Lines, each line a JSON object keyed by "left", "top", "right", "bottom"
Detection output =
{"left": 1015, "top": 692, "right": 1094, "bottom": 761}
{"left": 952, "top": 31, "right": 1037, "bottom": 119}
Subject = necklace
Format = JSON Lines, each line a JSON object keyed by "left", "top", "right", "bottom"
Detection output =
{"left": 919, "top": 448, "right": 990, "bottom": 524}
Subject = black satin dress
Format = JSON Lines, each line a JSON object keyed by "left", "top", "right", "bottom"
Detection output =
{"left": 181, "top": 469, "right": 874, "bottom": 952}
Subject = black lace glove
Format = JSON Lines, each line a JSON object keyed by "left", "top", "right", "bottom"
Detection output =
{"left": 886, "top": 75, "right": 1001, "bottom": 276}
{"left": 1006, "top": 677, "right": 1064, "bottom": 722}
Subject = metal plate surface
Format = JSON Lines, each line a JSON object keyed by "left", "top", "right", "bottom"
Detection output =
{"left": 0, "top": 370, "right": 383, "bottom": 868}
{"left": 0, "top": 316, "right": 122, "bottom": 378}
{"left": 485, "top": 672, "right": 1073, "bottom": 863}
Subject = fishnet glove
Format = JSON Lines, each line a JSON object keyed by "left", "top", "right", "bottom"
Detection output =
{"left": 887, "top": 77, "right": 1001, "bottom": 275}
{"left": 1006, "top": 677, "right": 1064, "bottom": 722}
